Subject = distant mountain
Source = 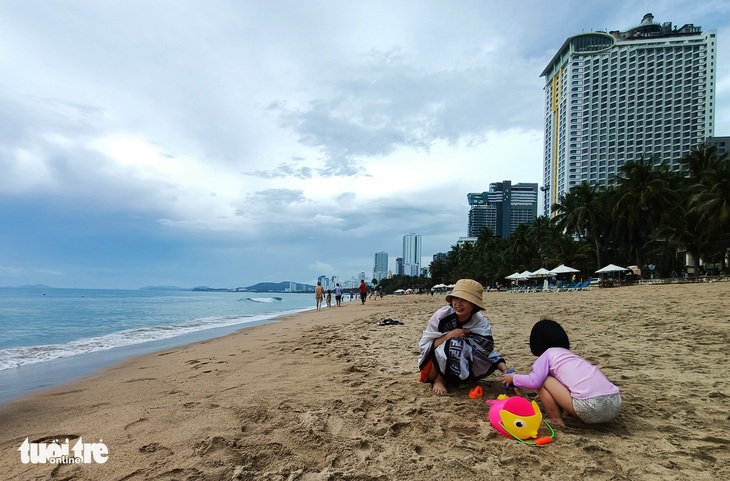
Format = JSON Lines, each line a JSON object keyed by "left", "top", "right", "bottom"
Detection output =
{"left": 191, "top": 286, "right": 233, "bottom": 292}
{"left": 146, "top": 282, "right": 315, "bottom": 293}
{"left": 139, "top": 285, "right": 190, "bottom": 291}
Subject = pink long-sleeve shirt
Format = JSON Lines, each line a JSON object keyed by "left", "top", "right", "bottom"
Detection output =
{"left": 512, "top": 347, "right": 619, "bottom": 400}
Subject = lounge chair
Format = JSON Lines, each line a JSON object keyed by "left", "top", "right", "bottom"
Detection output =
{"left": 548, "top": 280, "right": 563, "bottom": 292}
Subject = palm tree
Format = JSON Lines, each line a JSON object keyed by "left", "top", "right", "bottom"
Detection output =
{"left": 528, "top": 216, "right": 558, "bottom": 268}
{"left": 659, "top": 205, "right": 705, "bottom": 277}
{"left": 503, "top": 223, "right": 536, "bottom": 271}
{"left": 472, "top": 227, "right": 497, "bottom": 282}
{"left": 687, "top": 155, "right": 730, "bottom": 271}
{"left": 429, "top": 257, "right": 449, "bottom": 284}
{"left": 612, "top": 156, "right": 681, "bottom": 268}
{"left": 548, "top": 234, "right": 593, "bottom": 273}
{"left": 552, "top": 182, "right": 606, "bottom": 268}
{"left": 682, "top": 144, "right": 721, "bottom": 181}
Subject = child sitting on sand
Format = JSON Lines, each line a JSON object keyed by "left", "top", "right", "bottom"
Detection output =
{"left": 501, "top": 318, "right": 622, "bottom": 427}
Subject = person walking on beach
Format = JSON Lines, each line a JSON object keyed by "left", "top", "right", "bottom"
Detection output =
{"left": 418, "top": 279, "right": 514, "bottom": 395}
{"left": 315, "top": 282, "right": 324, "bottom": 311}
{"left": 501, "top": 319, "right": 622, "bottom": 427}
{"left": 335, "top": 283, "right": 343, "bottom": 306}
{"left": 358, "top": 280, "right": 368, "bottom": 304}
{"left": 326, "top": 289, "right": 332, "bottom": 308}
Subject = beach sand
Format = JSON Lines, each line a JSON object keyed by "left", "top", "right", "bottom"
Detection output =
{"left": 1, "top": 282, "right": 728, "bottom": 481}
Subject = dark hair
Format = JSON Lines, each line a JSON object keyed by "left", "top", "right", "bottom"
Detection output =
{"left": 529, "top": 318, "right": 570, "bottom": 356}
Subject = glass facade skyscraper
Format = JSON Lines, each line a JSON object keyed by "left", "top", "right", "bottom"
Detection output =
{"left": 467, "top": 181, "right": 538, "bottom": 238}
{"left": 541, "top": 13, "right": 717, "bottom": 215}
{"left": 402, "top": 234, "right": 422, "bottom": 277}
{"left": 373, "top": 251, "right": 388, "bottom": 282}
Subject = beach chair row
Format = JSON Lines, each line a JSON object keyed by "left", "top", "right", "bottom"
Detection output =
{"left": 510, "top": 280, "right": 592, "bottom": 293}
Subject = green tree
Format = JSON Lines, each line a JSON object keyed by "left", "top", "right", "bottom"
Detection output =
{"left": 682, "top": 144, "right": 721, "bottom": 181}
{"left": 429, "top": 257, "right": 449, "bottom": 284}
{"left": 687, "top": 155, "right": 730, "bottom": 271}
{"left": 613, "top": 156, "right": 680, "bottom": 269}
{"left": 502, "top": 223, "right": 535, "bottom": 271}
{"left": 552, "top": 183, "right": 606, "bottom": 268}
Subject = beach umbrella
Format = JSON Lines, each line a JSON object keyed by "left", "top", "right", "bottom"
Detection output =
{"left": 595, "top": 264, "right": 629, "bottom": 273}
{"left": 513, "top": 270, "right": 533, "bottom": 286}
{"left": 504, "top": 272, "right": 521, "bottom": 280}
{"left": 529, "top": 267, "right": 552, "bottom": 290}
{"left": 530, "top": 267, "right": 551, "bottom": 278}
{"left": 547, "top": 264, "right": 580, "bottom": 276}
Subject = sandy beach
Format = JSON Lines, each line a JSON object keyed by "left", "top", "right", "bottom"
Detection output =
{"left": 1, "top": 282, "right": 728, "bottom": 481}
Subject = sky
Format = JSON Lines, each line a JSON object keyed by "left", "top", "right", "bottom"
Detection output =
{"left": 1, "top": 0, "right": 729, "bottom": 289}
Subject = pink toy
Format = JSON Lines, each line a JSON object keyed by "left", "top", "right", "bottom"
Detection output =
{"left": 486, "top": 395, "right": 554, "bottom": 445}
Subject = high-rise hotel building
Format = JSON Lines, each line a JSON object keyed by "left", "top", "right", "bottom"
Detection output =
{"left": 402, "top": 233, "right": 422, "bottom": 277}
{"left": 541, "top": 13, "right": 717, "bottom": 215}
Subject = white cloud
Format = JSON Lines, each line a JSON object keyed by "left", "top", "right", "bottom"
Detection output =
{"left": 0, "top": 1, "right": 727, "bottom": 288}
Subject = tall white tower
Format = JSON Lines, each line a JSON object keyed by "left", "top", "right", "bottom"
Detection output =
{"left": 402, "top": 233, "right": 422, "bottom": 276}
{"left": 373, "top": 251, "right": 389, "bottom": 282}
{"left": 541, "top": 13, "right": 717, "bottom": 214}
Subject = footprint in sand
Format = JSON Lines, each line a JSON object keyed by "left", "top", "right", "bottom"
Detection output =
{"left": 139, "top": 442, "right": 174, "bottom": 456}
{"left": 124, "top": 417, "right": 150, "bottom": 438}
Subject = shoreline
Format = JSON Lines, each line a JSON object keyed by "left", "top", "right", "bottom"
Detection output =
{"left": 0, "top": 316, "right": 286, "bottom": 406}
{"left": 1, "top": 284, "right": 728, "bottom": 480}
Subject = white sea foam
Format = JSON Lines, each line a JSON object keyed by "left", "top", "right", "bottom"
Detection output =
{"left": 244, "top": 297, "right": 283, "bottom": 303}
{"left": 0, "top": 308, "right": 306, "bottom": 371}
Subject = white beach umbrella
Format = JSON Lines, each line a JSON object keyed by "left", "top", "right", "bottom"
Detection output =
{"left": 595, "top": 264, "right": 629, "bottom": 273}
{"left": 548, "top": 264, "right": 580, "bottom": 275}
{"left": 530, "top": 267, "right": 551, "bottom": 278}
{"left": 518, "top": 270, "right": 533, "bottom": 279}
{"left": 504, "top": 272, "right": 521, "bottom": 280}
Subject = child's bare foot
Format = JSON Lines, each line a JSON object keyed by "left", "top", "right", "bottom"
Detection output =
{"left": 432, "top": 379, "right": 448, "bottom": 395}
{"left": 548, "top": 418, "right": 566, "bottom": 428}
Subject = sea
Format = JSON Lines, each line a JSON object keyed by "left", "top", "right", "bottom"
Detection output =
{"left": 0, "top": 287, "right": 319, "bottom": 405}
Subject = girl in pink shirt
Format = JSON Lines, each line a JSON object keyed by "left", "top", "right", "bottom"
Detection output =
{"left": 502, "top": 319, "right": 621, "bottom": 427}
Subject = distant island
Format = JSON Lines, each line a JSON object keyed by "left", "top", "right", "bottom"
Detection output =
{"left": 142, "top": 282, "right": 316, "bottom": 293}
{"left": 194, "top": 281, "right": 316, "bottom": 293}
{"left": 139, "top": 285, "right": 189, "bottom": 291}
{"left": 2, "top": 283, "right": 315, "bottom": 293}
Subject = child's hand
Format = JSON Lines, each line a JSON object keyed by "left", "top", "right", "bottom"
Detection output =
{"left": 450, "top": 328, "right": 470, "bottom": 340}
{"left": 501, "top": 372, "right": 515, "bottom": 388}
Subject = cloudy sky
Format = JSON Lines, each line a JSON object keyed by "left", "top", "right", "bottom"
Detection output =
{"left": 1, "top": 0, "right": 729, "bottom": 289}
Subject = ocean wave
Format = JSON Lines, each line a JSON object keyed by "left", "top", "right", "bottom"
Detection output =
{"left": 243, "top": 297, "right": 283, "bottom": 303}
{"left": 0, "top": 308, "right": 305, "bottom": 371}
